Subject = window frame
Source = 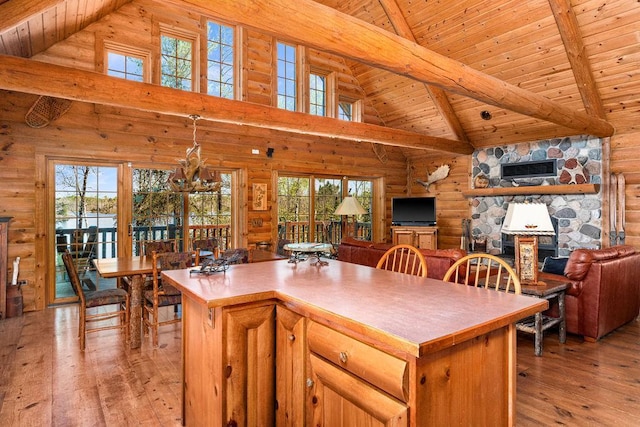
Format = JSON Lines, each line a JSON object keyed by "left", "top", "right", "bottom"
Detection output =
{"left": 204, "top": 19, "right": 237, "bottom": 100}
{"left": 101, "top": 41, "right": 151, "bottom": 83}
{"left": 277, "top": 174, "right": 376, "bottom": 243}
{"left": 159, "top": 24, "right": 200, "bottom": 92}
{"left": 308, "top": 68, "right": 335, "bottom": 117}
{"left": 338, "top": 96, "right": 362, "bottom": 122}
{"left": 275, "top": 41, "right": 305, "bottom": 111}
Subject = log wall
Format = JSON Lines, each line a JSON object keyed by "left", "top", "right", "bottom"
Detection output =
{"left": 0, "top": 0, "right": 408, "bottom": 311}
{"left": 1, "top": 0, "right": 638, "bottom": 313}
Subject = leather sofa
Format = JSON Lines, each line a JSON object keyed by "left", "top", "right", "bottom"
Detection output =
{"left": 540, "top": 245, "right": 640, "bottom": 342}
{"left": 337, "top": 237, "right": 466, "bottom": 280}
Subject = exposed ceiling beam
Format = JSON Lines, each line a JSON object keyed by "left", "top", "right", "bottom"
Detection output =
{"left": 378, "top": 0, "right": 470, "bottom": 144}
{"left": 548, "top": 0, "right": 607, "bottom": 119}
{"left": 177, "top": 0, "right": 614, "bottom": 138}
{"left": 0, "top": 55, "right": 473, "bottom": 154}
{"left": 0, "top": 0, "right": 64, "bottom": 33}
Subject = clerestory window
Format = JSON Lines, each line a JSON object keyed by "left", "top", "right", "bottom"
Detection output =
{"left": 160, "top": 27, "right": 198, "bottom": 92}
{"left": 277, "top": 42, "right": 297, "bottom": 111}
{"left": 206, "top": 20, "right": 235, "bottom": 99}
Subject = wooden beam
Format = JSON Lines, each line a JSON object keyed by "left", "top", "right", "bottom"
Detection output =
{"left": 0, "top": 0, "right": 65, "bottom": 33}
{"left": 547, "top": 0, "right": 607, "bottom": 119}
{"left": 177, "top": 0, "right": 614, "bottom": 138}
{"left": 378, "top": 0, "right": 470, "bottom": 144}
{"left": 0, "top": 55, "right": 473, "bottom": 154}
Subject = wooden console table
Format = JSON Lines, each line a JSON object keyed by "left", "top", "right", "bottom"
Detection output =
{"left": 163, "top": 260, "right": 545, "bottom": 426}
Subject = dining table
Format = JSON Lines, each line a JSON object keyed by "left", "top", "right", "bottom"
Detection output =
{"left": 93, "top": 256, "right": 156, "bottom": 349}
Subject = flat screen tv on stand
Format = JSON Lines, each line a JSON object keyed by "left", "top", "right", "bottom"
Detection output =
{"left": 391, "top": 197, "right": 437, "bottom": 226}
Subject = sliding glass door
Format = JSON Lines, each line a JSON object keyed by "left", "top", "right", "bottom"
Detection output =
{"left": 53, "top": 163, "right": 118, "bottom": 303}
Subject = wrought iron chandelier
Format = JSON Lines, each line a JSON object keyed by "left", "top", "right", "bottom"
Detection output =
{"left": 168, "top": 115, "right": 221, "bottom": 193}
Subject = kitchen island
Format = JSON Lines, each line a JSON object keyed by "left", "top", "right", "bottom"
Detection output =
{"left": 162, "top": 259, "right": 546, "bottom": 426}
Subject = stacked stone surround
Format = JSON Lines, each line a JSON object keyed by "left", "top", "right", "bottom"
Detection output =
{"left": 471, "top": 135, "right": 603, "bottom": 257}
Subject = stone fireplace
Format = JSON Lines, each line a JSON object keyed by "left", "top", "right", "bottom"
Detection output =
{"left": 471, "top": 136, "right": 603, "bottom": 257}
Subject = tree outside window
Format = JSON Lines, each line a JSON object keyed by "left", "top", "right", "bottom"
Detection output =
{"left": 207, "top": 21, "right": 234, "bottom": 99}
{"left": 161, "top": 35, "right": 193, "bottom": 91}
{"left": 277, "top": 42, "right": 297, "bottom": 111}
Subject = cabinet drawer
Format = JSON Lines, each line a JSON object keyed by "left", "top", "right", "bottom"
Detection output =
{"left": 307, "top": 321, "right": 409, "bottom": 402}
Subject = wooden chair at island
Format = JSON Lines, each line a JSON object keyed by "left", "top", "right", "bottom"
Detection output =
{"left": 143, "top": 250, "right": 199, "bottom": 347}
{"left": 375, "top": 244, "right": 428, "bottom": 277}
{"left": 442, "top": 253, "right": 521, "bottom": 294}
{"left": 62, "top": 250, "right": 130, "bottom": 351}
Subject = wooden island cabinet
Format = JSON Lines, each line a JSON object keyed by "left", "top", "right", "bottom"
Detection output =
{"left": 163, "top": 260, "right": 545, "bottom": 426}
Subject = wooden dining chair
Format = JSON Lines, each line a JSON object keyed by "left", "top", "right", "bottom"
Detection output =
{"left": 143, "top": 250, "right": 198, "bottom": 347}
{"left": 442, "top": 253, "right": 521, "bottom": 294}
{"left": 140, "top": 239, "right": 176, "bottom": 256}
{"left": 375, "top": 244, "right": 428, "bottom": 277}
{"left": 62, "top": 250, "right": 130, "bottom": 351}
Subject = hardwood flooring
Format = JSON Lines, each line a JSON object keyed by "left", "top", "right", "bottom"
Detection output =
{"left": 1, "top": 305, "right": 639, "bottom": 426}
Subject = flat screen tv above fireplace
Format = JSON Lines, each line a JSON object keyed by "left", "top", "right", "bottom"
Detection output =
{"left": 391, "top": 197, "right": 436, "bottom": 226}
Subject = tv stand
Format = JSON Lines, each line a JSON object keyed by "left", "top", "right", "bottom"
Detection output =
{"left": 391, "top": 226, "right": 437, "bottom": 250}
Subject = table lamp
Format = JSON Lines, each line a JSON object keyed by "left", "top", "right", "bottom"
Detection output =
{"left": 501, "top": 202, "right": 555, "bottom": 285}
{"left": 334, "top": 196, "right": 366, "bottom": 239}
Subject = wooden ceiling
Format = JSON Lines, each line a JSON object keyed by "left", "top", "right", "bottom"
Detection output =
{"left": 0, "top": 0, "right": 637, "bottom": 153}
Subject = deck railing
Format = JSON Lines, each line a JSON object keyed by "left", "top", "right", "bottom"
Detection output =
{"left": 55, "top": 220, "right": 371, "bottom": 260}
{"left": 278, "top": 220, "right": 371, "bottom": 244}
{"left": 55, "top": 224, "right": 234, "bottom": 259}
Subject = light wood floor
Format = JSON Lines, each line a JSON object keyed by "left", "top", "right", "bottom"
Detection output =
{"left": 1, "top": 305, "right": 639, "bottom": 426}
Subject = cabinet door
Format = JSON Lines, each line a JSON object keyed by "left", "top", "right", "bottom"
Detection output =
{"left": 275, "top": 305, "right": 306, "bottom": 426}
{"left": 307, "top": 354, "right": 408, "bottom": 427}
{"left": 415, "top": 230, "right": 436, "bottom": 249}
{"left": 224, "top": 303, "right": 276, "bottom": 426}
{"left": 392, "top": 229, "right": 414, "bottom": 246}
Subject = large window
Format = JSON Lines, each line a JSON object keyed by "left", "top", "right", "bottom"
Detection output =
{"left": 346, "top": 179, "right": 372, "bottom": 238}
{"left": 314, "top": 178, "right": 342, "bottom": 242}
{"left": 206, "top": 21, "right": 234, "bottom": 99}
{"left": 278, "top": 176, "right": 310, "bottom": 241}
{"left": 132, "top": 169, "right": 184, "bottom": 253}
{"left": 277, "top": 42, "right": 297, "bottom": 111}
{"left": 278, "top": 176, "right": 372, "bottom": 244}
{"left": 188, "top": 173, "right": 233, "bottom": 249}
{"left": 161, "top": 29, "right": 196, "bottom": 91}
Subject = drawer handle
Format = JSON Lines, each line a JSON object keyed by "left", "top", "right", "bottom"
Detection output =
{"left": 306, "top": 378, "right": 314, "bottom": 388}
{"left": 288, "top": 334, "right": 295, "bottom": 341}
{"left": 339, "top": 351, "right": 348, "bottom": 364}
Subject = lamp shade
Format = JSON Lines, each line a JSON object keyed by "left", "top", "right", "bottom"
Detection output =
{"left": 501, "top": 202, "right": 555, "bottom": 235}
{"left": 334, "top": 196, "right": 366, "bottom": 216}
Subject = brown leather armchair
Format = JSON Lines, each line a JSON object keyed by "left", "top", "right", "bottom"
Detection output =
{"left": 541, "top": 245, "right": 640, "bottom": 341}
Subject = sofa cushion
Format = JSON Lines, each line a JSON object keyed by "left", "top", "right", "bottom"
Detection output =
{"left": 541, "top": 256, "right": 569, "bottom": 276}
{"left": 337, "top": 240, "right": 465, "bottom": 280}
{"left": 340, "top": 237, "right": 374, "bottom": 248}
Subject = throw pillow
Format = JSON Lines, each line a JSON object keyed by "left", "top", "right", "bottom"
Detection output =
{"left": 541, "top": 256, "right": 569, "bottom": 275}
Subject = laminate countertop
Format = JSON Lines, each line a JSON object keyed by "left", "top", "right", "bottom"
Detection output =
{"left": 162, "top": 259, "right": 546, "bottom": 357}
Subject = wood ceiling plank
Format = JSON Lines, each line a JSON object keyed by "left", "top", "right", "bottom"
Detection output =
{"left": 0, "top": 54, "right": 473, "bottom": 154}
{"left": 378, "top": 0, "right": 470, "bottom": 144}
{"left": 0, "top": 0, "right": 65, "bottom": 33}
{"left": 548, "top": 0, "right": 606, "bottom": 119}
{"left": 174, "top": 0, "right": 613, "bottom": 137}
